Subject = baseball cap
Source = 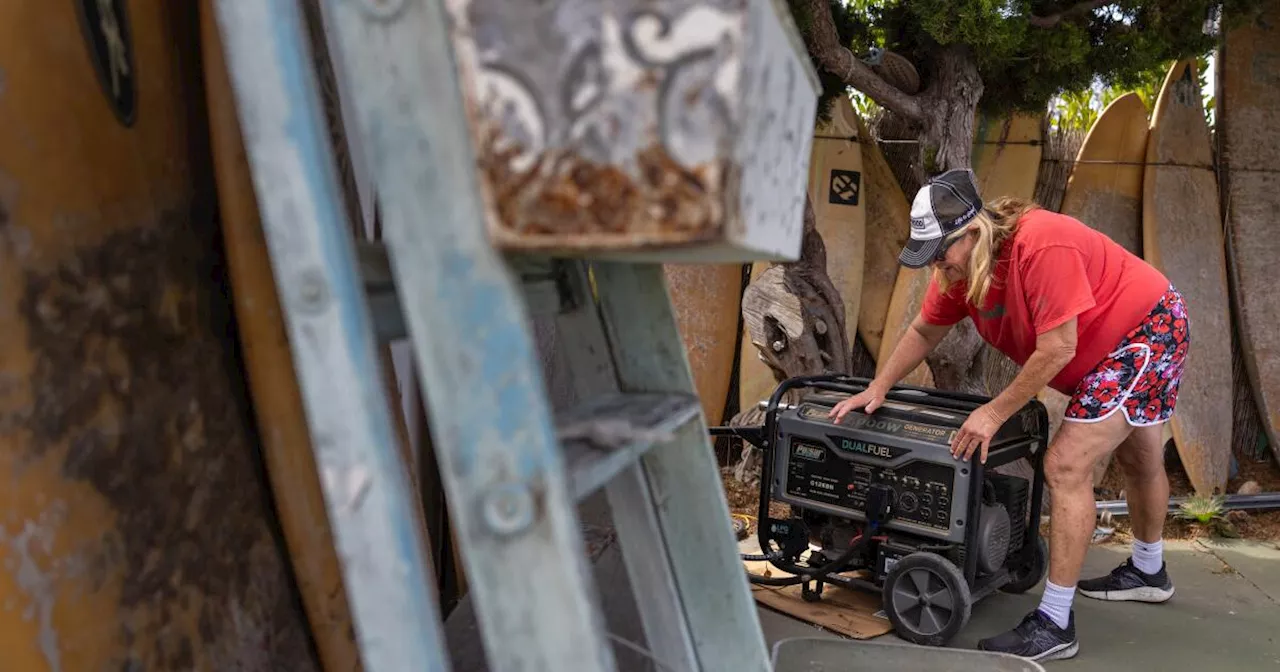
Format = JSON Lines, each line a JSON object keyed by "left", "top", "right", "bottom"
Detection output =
{"left": 898, "top": 169, "right": 984, "bottom": 268}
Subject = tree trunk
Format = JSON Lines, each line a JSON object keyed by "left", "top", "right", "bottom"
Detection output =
{"left": 915, "top": 45, "right": 984, "bottom": 174}
{"left": 729, "top": 196, "right": 849, "bottom": 477}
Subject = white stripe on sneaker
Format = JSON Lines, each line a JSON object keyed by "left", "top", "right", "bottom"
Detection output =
{"left": 1078, "top": 584, "right": 1174, "bottom": 603}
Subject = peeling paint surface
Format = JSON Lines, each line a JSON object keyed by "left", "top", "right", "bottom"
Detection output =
{"left": 446, "top": 0, "right": 818, "bottom": 256}
{"left": 0, "top": 504, "right": 66, "bottom": 672}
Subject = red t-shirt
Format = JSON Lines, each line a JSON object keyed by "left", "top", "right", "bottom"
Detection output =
{"left": 919, "top": 208, "right": 1170, "bottom": 395}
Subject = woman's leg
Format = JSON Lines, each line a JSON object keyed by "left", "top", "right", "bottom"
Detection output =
{"left": 978, "top": 411, "right": 1132, "bottom": 662}
{"left": 1043, "top": 413, "right": 1135, "bottom": 587}
{"left": 1113, "top": 424, "right": 1169, "bottom": 544}
{"left": 1077, "top": 423, "right": 1175, "bottom": 602}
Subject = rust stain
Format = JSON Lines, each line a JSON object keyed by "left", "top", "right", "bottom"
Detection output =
{"left": 479, "top": 122, "right": 727, "bottom": 250}
{"left": 6, "top": 218, "right": 320, "bottom": 670}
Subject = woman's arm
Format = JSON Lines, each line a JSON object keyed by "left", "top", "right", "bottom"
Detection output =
{"left": 830, "top": 314, "right": 953, "bottom": 421}
{"left": 951, "top": 317, "right": 1077, "bottom": 462}
{"left": 991, "top": 317, "right": 1077, "bottom": 419}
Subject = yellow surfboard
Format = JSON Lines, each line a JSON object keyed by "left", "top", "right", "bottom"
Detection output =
{"left": 0, "top": 2, "right": 316, "bottom": 669}
{"left": 735, "top": 261, "right": 773, "bottom": 416}
{"left": 737, "top": 95, "right": 867, "bottom": 412}
{"left": 877, "top": 113, "right": 1043, "bottom": 390}
{"left": 973, "top": 113, "right": 1053, "bottom": 401}
{"left": 858, "top": 115, "right": 912, "bottom": 363}
{"left": 972, "top": 112, "right": 1043, "bottom": 204}
{"left": 1220, "top": 2, "right": 1280, "bottom": 464}
{"left": 667, "top": 264, "right": 743, "bottom": 426}
{"left": 1060, "top": 92, "right": 1149, "bottom": 482}
{"left": 1061, "top": 93, "right": 1148, "bottom": 255}
{"left": 200, "top": 4, "right": 363, "bottom": 670}
{"left": 1143, "top": 58, "right": 1232, "bottom": 495}
{"left": 878, "top": 266, "right": 936, "bottom": 387}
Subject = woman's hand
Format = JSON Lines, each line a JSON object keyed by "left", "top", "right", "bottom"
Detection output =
{"left": 827, "top": 383, "right": 888, "bottom": 424}
{"left": 950, "top": 402, "right": 1006, "bottom": 464}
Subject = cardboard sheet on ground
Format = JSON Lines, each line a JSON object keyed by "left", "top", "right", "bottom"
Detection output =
{"left": 744, "top": 559, "right": 894, "bottom": 639}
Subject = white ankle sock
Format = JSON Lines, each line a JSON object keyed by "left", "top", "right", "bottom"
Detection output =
{"left": 1132, "top": 538, "right": 1164, "bottom": 575}
{"left": 1037, "top": 580, "right": 1075, "bottom": 630}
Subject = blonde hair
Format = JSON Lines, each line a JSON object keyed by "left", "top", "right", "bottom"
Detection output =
{"left": 934, "top": 196, "right": 1039, "bottom": 307}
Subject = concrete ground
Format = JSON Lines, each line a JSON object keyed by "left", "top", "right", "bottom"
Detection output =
{"left": 758, "top": 539, "right": 1280, "bottom": 670}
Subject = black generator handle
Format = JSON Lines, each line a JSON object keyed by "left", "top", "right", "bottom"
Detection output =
{"left": 766, "top": 374, "right": 1049, "bottom": 445}
{"left": 766, "top": 373, "right": 992, "bottom": 414}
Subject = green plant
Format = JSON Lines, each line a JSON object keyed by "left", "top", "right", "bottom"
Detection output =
{"left": 849, "top": 89, "right": 881, "bottom": 120}
{"left": 1175, "top": 494, "right": 1240, "bottom": 538}
{"left": 1048, "top": 87, "right": 1100, "bottom": 132}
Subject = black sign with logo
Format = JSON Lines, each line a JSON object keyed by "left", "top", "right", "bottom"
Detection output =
{"left": 75, "top": 0, "right": 137, "bottom": 127}
{"left": 828, "top": 169, "right": 861, "bottom": 206}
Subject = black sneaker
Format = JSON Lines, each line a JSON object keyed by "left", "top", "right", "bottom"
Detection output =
{"left": 977, "top": 609, "right": 1079, "bottom": 662}
{"left": 1078, "top": 558, "right": 1175, "bottom": 603}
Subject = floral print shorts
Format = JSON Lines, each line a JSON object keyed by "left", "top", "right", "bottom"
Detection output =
{"left": 1064, "top": 285, "right": 1190, "bottom": 426}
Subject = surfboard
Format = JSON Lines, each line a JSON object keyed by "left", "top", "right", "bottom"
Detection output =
{"left": 736, "top": 95, "right": 867, "bottom": 412}
{"left": 1220, "top": 2, "right": 1280, "bottom": 464}
{"left": 972, "top": 112, "right": 1043, "bottom": 205}
{"left": 1061, "top": 93, "right": 1148, "bottom": 255}
{"left": 868, "top": 114, "right": 939, "bottom": 387}
{"left": 878, "top": 267, "right": 935, "bottom": 388}
{"left": 1060, "top": 92, "right": 1149, "bottom": 481}
{"left": 735, "top": 261, "right": 773, "bottom": 416}
{"left": 858, "top": 114, "right": 912, "bottom": 362}
{"left": 200, "top": 4, "right": 362, "bottom": 670}
{"left": 1143, "top": 58, "right": 1232, "bottom": 495}
{"left": 667, "top": 264, "right": 743, "bottom": 426}
{"left": 0, "top": 2, "right": 316, "bottom": 669}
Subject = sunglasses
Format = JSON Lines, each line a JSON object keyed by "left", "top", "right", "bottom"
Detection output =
{"left": 933, "top": 209, "right": 996, "bottom": 262}
{"left": 933, "top": 234, "right": 962, "bottom": 262}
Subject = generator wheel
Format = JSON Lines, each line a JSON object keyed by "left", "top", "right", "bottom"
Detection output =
{"left": 1002, "top": 536, "right": 1049, "bottom": 594}
{"left": 881, "top": 552, "right": 971, "bottom": 646}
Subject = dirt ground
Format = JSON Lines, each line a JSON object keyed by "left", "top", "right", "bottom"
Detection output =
{"left": 1100, "top": 448, "right": 1280, "bottom": 543}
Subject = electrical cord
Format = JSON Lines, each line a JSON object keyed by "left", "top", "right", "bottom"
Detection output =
{"left": 745, "top": 531, "right": 873, "bottom": 587}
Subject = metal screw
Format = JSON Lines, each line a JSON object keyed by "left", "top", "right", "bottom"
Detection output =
{"left": 356, "top": 0, "right": 407, "bottom": 20}
{"left": 482, "top": 483, "right": 535, "bottom": 536}
{"left": 296, "top": 269, "right": 330, "bottom": 313}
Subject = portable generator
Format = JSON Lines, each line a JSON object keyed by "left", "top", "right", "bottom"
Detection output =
{"left": 713, "top": 374, "right": 1050, "bottom": 646}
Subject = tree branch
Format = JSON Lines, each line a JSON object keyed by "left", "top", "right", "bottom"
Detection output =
{"left": 797, "top": 0, "right": 922, "bottom": 122}
{"left": 1027, "top": 0, "right": 1111, "bottom": 28}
